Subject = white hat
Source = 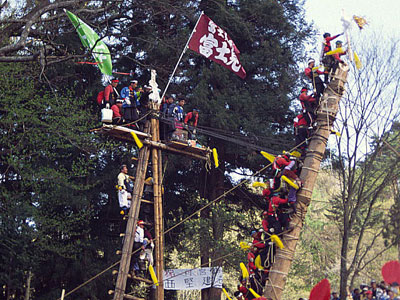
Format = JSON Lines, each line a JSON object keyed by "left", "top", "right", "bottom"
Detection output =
{"left": 308, "top": 58, "right": 315, "bottom": 64}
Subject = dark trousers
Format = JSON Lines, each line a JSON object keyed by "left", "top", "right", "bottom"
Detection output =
{"left": 123, "top": 106, "right": 139, "bottom": 123}
{"left": 295, "top": 127, "right": 309, "bottom": 150}
{"left": 312, "top": 77, "right": 325, "bottom": 105}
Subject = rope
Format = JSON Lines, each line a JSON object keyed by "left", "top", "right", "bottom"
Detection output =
{"left": 61, "top": 122, "right": 321, "bottom": 299}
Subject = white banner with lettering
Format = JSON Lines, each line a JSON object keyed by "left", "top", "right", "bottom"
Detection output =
{"left": 163, "top": 267, "right": 223, "bottom": 290}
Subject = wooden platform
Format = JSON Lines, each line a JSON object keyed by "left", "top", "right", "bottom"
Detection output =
{"left": 94, "top": 124, "right": 211, "bottom": 160}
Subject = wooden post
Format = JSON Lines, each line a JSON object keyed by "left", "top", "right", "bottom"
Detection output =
{"left": 113, "top": 123, "right": 151, "bottom": 300}
{"left": 264, "top": 63, "right": 349, "bottom": 299}
{"left": 151, "top": 114, "right": 164, "bottom": 300}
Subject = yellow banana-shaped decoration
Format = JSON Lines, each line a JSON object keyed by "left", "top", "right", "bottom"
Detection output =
{"left": 130, "top": 132, "right": 143, "bottom": 149}
{"left": 255, "top": 255, "right": 264, "bottom": 270}
{"left": 240, "top": 262, "right": 249, "bottom": 279}
{"left": 249, "top": 288, "right": 262, "bottom": 298}
{"left": 252, "top": 181, "right": 267, "bottom": 188}
{"left": 354, "top": 51, "right": 362, "bottom": 70}
{"left": 270, "top": 234, "right": 284, "bottom": 249}
{"left": 222, "top": 287, "right": 232, "bottom": 300}
{"left": 149, "top": 265, "right": 159, "bottom": 286}
{"left": 260, "top": 151, "right": 275, "bottom": 163}
{"left": 281, "top": 175, "right": 299, "bottom": 190}
{"left": 326, "top": 47, "right": 344, "bottom": 56}
{"left": 240, "top": 241, "right": 251, "bottom": 250}
{"left": 213, "top": 148, "right": 219, "bottom": 168}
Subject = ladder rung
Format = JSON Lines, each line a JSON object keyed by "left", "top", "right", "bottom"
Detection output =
{"left": 124, "top": 294, "right": 146, "bottom": 300}
{"left": 140, "top": 198, "right": 154, "bottom": 204}
{"left": 131, "top": 275, "right": 153, "bottom": 285}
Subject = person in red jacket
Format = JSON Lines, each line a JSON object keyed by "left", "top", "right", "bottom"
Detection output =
{"left": 247, "top": 248, "right": 257, "bottom": 275}
{"left": 322, "top": 32, "right": 343, "bottom": 83}
{"left": 322, "top": 32, "right": 343, "bottom": 54}
{"left": 184, "top": 108, "right": 199, "bottom": 127}
{"left": 251, "top": 230, "right": 265, "bottom": 251}
{"left": 331, "top": 40, "right": 347, "bottom": 76}
{"left": 111, "top": 99, "right": 124, "bottom": 124}
{"left": 184, "top": 108, "right": 199, "bottom": 139}
{"left": 104, "top": 79, "right": 119, "bottom": 107}
{"left": 305, "top": 58, "right": 324, "bottom": 105}
{"left": 299, "top": 87, "right": 316, "bottom": 126}
{"left": 237, "top": 277, "right": 249, "bottom": 298}
{"left": 294, "top": 113, "right": 309, "bottom": 153}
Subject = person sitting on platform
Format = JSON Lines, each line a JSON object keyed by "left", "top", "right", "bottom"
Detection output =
{"left": 117, "top": 164, "right": 134, "bottom": 214}
{"left": 104, "top": 79, "right": 119, "bottom": 107}
{"left": 111, "top": 99, "right": 124, "bottom": 125}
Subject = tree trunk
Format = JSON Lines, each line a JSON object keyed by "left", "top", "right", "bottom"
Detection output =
{"left": 209, "top": 162, "right": 225, "bottom": 300}
{"left": 200, "top": 168, "right": 211, "bottom": 300}
{"left": 24, "top": 270, "right": 32, "bottom": 300}
{"left": 340, "top": 228, "right": 350, "bottom": 300}
{"left": 264, "top": 63, "right": 349, "bottom": 300}
{"left": 200, "top": 143, "right": 225, "bottom": 300}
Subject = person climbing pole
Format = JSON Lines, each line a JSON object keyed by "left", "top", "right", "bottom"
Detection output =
{"left": 299, "top": 87, "right": 316, "bottom": 126}
{"left": 331, "top": 40, "right": 347, "bottom": 76}
{"left": 294, "top": 113, "right": 309, "bottom": 155}
{"left": 132, "top": 220, "right": 146, "bottom": 276}
{"left": 321, "top": 32, "right": 343, "bottom": 83}
{"left": 117, "top": 164, "right": 134, "bottom": 214}
{"left": 305, "top": 58, "right": 325, "bottom": 105}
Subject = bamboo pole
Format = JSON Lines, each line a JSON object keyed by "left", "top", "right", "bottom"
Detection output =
{"left": 264, "top": 63, "right": 349, "bottom": 300}
{"left": 113, "top": 123, "right": 151, "bottom": 300}
{"left": 151, "top": 114, "right": 164, "bottom": 299}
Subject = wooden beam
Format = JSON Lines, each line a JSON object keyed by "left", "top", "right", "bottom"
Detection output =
{"left": 140, "top": 199, "right": 154, "bottom": 204}
{"left": 113, "top": 122, "right": 151, "bottom": 300}
{"left": 151, "top": 116, "right": 164, "bottom": 300}
{"left": 130, "top": 276, "right": 153, "bottom": 285}
{"left": 264, "top": 63, "right": 350, "bottom": 300}
{"left": 123, "top": 294, "right": 146, "bottom": 300}
{"left": 143, "top": 139, "right": 209, "bottom": 161}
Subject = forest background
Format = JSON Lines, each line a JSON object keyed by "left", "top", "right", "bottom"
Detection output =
{"left": 0, "top": 1, "right": 399, "bottom": 300}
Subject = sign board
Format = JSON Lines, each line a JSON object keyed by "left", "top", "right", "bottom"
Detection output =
{"left": 163, "top": 267, "right": 223, "bottom": 290}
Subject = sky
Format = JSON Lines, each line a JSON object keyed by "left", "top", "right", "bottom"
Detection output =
{"left": 304, "top": 0, "right": 400, "bottom": 37}
{"left": 304, "top": 0, "right": 400, "bottom": 159}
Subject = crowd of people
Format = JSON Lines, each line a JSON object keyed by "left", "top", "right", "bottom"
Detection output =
{"left": 298, "top": 280, "right": 400, "bottom": 300}
{"left": 233, "top": 32, "right": 348, "bottom": 300}
{"left": 97, "top": 79, "right": 200, "bottom": 141}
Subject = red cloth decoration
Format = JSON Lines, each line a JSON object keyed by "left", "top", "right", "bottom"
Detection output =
{"left": 309, "top": 278, "right": 331, "bottom": 300}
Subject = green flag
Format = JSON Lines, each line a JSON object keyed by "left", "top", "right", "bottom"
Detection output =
{"left": 65, "top": 10, "right": 112, "bottom": 76}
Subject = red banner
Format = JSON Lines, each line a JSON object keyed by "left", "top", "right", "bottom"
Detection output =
{"left": 188, "top": 14, "right": 246, "bottom": 79}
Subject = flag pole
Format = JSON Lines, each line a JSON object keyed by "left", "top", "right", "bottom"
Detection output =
{"left": 160, "top": 11, "right": 204, "bottom": 100}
